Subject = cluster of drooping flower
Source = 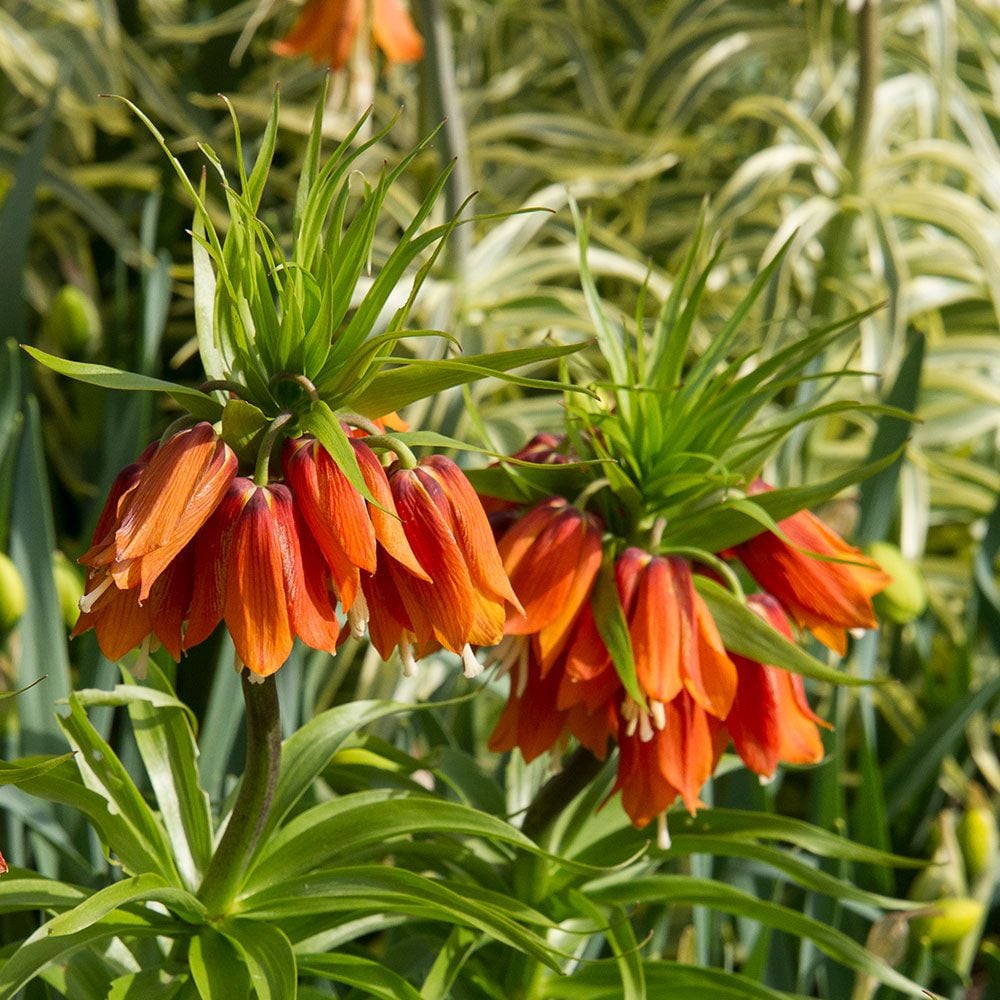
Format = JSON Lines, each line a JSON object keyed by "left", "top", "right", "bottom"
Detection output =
{"left": 73, "top": 420, "right": 518, "bottom": 679}
{"left": 483, "top": 436, "right": 891, "bottom": 843}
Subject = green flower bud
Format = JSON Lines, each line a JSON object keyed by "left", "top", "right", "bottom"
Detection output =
{"left": 868, "top": 542, "right": 927, "bottom": 624}
{"left": 958, "top": 785, "right": 999, "bottom": 882}
{"left": 911, "top": 898, "right": 983, "bottom": 946}
{"left": 52, "top": 551, "right": 84, "bottom": 630}
{"left": 45, "top": 285, "right": 101, "bottom": 358}
{"left": 0, "top": 553, "right": 27, "bottom": 631}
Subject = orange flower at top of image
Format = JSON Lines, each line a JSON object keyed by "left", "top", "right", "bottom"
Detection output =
{"left": 273, "top": 0, "right": 424, "bottom": 71}
{"left": 734, "top": 481, "right": 892, "bottom": 654}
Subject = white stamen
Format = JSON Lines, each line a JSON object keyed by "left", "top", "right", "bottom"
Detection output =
{"left": 399, "top": 633, "right": 418, "bottom": 678}
{"left": 78, "top": 575, "right": 114, "bottom": 614}
{"left": 247, "top": 670, "right": 266, "bottom": 685}
{"left": 657, "top": 812, "right": 672, "bottom": 851}
{"left": 621, "top": 696, "right": 639, "bottom": 737}
{"left": 131, "top": 636, "right": 150, "bottom": 681}
{"left": 348, "top": 590, "right": 370, "bottom": 640}
{"left": 638, "top": 709, "right": 654, "bottom": 743}
{"left": 461, "top": 643, "right": 483, "bottom": 679}
{"left": 849, "top": 627, "right": 867, "bottom": 640}
{"left": 758, "top": 772, "right": 776, "bottom": 787}
{"left": 650, "top": 699, "right": 667, "bottom": 730}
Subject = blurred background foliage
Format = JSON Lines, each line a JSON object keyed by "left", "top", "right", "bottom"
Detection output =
{"left": 0, "top": 0, "right": 998, "bottom": 997}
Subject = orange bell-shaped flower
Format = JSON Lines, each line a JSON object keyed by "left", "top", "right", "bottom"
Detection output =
{"left": 80, "top": 422, "right": 237, "bottom": 603}
{"left": 273, "top": 0, "right": 424, "bottom": 72}
{"left": 384, "top": 456, "right": 521, "bottom": 659}
{"left": 725, "top": 594, "right": 830, "bottom": 778}
{"left": 734, "top": 482, "right": 891, "bottom": 654}
{"left": 187, "top": 478, "right": 340, "bottom": 676}
{"left": 499, "top": 497, "right": 603, "bottom": 670}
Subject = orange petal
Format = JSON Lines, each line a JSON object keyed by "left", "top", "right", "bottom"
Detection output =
{"left": 727, "top": 655, "right": 781, "bottom": 777}
{"left": 420, "top": 456, "right": 520, "bottom": 609}
{"left": 282, "top": 495, "right": 341, "bottom": 654}
{"left": 658, "top": 693, "right": 717, "bottom": 814}
{"left": 774, "top": 670, "right": 829, "bottom": 764}
{"left": 612, "top": 731, "right": 680, "bottom": 829}
{"left": 534, "top": 518, "right": 602, "bottom": 668}
{"left": 361, "top": 560, "right": 412, "bottom": 660}
{"left": 74, "top": 585, "right": 155, "bottom": 662}
{"left": 284, "top": 436, "right": 377, "bottom": 575}
{"left": 353, "top": 441, "right": 428, "bottom": 580}
{"left": 372, "top": 0, "right": 424, "bottom": 63}
{"left": 272, "top": 0, "right": 362, "bottom": 70}
{"left": 629, "top": 556, "right": 685, "bottom": 704}
{"left": 223, "top": 484, "right": 293, "bottom": 676}
{"left": 389, "top": 468, "right": 473, "bottom": 652}
{"left": 685, "top": 590, "right": 737, "bottom": 719}
{"left": 111, "top": 424, "right": 237, "bottom": 600}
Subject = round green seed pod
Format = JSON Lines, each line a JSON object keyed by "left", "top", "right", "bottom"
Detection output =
{"left": 911, "top": 898, "right": 983, "bottom": 946}
{"left": 0, "top": 553, "right": 27, "bottom": 631}
{"left": 958, "top": 786, "right": 999, "bottom": 882}
{"left": 45, "top": 285, "right": 101, "bottom": 358}
{"left": 868, "top": 541, "right": 927, "bottom": 624}
{"left": 52, "top": 551, "right": 84, "bottom": 630}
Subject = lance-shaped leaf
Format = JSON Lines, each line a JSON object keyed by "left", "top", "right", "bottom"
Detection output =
{"left": 694, "top": 577, "right": 873, "bottom": 687}
{"left": 20, "top": 346, "right": 222, "bottom": 421}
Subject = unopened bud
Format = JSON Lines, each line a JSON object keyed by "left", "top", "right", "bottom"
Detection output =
{"left": 868, "top": 542, "right": 926, "bottom": 624}
{"left": 911, "top": 897, "right": 983, "bottom": 946}
{"left": 957, "top": 785, "right": 999, "bottom": 882}
{"left": 0, "top": 553, "right": 27, "bottom": 631}
{"left": 46, "top": 285, "right": 101, "bottom": 358}
{"left": 52, "top": 551, "right": 84, "bottom": 630}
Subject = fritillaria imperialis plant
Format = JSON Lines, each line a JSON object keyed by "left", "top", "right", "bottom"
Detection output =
{"left": 0, "top": 100, "right": 932, "bottom": 999}
{"left": 476, "top": 210, "right": 896, "bottom": 845}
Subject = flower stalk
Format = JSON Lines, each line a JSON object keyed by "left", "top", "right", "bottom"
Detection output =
{"left": 197, "top": 670, "right": 282, "bottom": 915}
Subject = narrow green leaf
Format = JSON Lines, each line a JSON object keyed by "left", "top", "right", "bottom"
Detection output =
{"left": 0, "top": 912, "right": 171, "bottom": 1000}
{"left": 0, "top": 876, "right": 86, "bottom": 914}
{"left": 590, "top": 556, "right": 645, "bottom": 708}
{"left": 298, "top": 954, "right": 423, "bottom": 1000}
{"left": 418, "top": 926, "right": 480, "bottom": 1000}
{"left": 261, "top": 700, "right": 410, "bottom": 840}
{"left": 218, "top": 920, "right": 296, "bottom": 1000}
{"left": 346, "top": 342, "right": 584, "bottom": 418}
{"left": 9, "top": 398, "right": 72, "bottom": 760}
{"left": 568, "top": 892, "right": 645, "bottom": 1000}
{"left": 56, "top": 694, "right": 182, "bottom": 884}
{"left": 300, "top": 399, "right": 377, "bottom": 505}
{"left": 585, "top": 876, "right": 925, "bottom": 996}
{"left": 543, "top": 960, "right": 811, "bottom": 1000}
{"left": 884, "top": 673, "right": 1000, "bottom": 818}
{"left": 245, "top": 791, "right": 579, "bottom": 894}
{"left": 0, "top": 755, "right": 75, "bottom": 786}
{"left": 189, "top": 926, "right": 252, "bottom": 1000}
{"left": 663, "top": 449, "right": 902, "bottom": 550}
{"left": 119, "top": 663, "right": 214, "bottom": 888}
{"left": 694, "top": 578, "right": 872, "bottom": 687}
{"left": 239, "top": 866, "right": 563, "bottom": 972}
{"left": 20, "top": 346, "right": 222, "bottom": 421}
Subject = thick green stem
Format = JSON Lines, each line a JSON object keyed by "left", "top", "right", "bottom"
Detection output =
{"left": 812, "top": 0, "right": 880, "bottom": 320}
{"left": 253, "top": 412, "right": 293, "bottom": 486}
{"left": 418, "top": 0, "right": 473, "bottom": 281}
{"left": 197, "top": 671, "right": 282, "bottom": 915}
